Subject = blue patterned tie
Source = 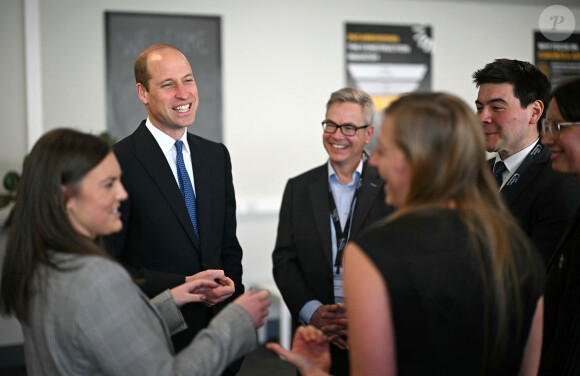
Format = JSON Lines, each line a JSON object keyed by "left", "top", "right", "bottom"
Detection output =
{"left": 175, "top": 140, "right": 199, "bottom": 239}
{"left": 493, "top": 161, "right": 507, "bottom": 188}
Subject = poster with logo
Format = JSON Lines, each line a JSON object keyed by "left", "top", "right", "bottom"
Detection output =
{"left": 535, "top": 5, "right": 579, "bottom": 87}
{"left": 534, "top": 31, "right": 580, "bottom": 88}
{"left": 345, "top": 23, "right": 432, "bottom": 111}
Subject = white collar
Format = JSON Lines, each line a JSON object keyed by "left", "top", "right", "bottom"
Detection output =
{"left": 494, "top": 138, "right": 539, "bottom": 173}
{"left": 327, "top": 158, "right": 364, "bottom": 184}
{"left": 145, "top": 118, "right": 190, "bottom": 154}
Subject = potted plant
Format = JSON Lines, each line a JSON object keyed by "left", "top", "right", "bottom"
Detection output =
{"left": 0, "top": 170, "right": 20, "bottom": 228}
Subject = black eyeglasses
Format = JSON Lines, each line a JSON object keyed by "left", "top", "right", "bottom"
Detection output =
{"left": 541, "top": 119, "right": 580, "bottom": 140}
{"left": 321, "top": 121, "right": 370, "bottom": 136}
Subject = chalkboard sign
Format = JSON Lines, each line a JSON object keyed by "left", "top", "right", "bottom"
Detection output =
{"left": 105, "top": 12, "right": 222, "bottom": 142}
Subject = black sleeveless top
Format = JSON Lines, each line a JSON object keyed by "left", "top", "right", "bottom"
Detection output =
{"left": 540, "top": 209, "right": 580, "bottom": 375}
{"left": 354, "top": 209, "right": 544, "bottom": 375}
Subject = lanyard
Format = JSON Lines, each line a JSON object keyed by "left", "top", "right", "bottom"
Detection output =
{"left": 328, "top": 163, "right": 366, "bottom": 274}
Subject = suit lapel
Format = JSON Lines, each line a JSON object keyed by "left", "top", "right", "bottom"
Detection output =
{"left": 500, "top": 143, "right": 549, "bottom": 208}
{"left": 131, "top": 123, "right": 200, "bottom": 249}
{"left": 308, "top": 165, "right": 334, "bottom": 269}
{"left": 350, "top": 163, "right": 383, "bottom": 235}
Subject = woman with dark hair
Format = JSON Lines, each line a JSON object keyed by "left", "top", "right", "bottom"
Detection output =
{"left": 539, "top": 76, "right": 580, "bottom": 375}
{"left": 0, "top": 128, "right": 270, "bottom": 376}
{"left": 269, "top": 93, "right": 545, "bottom": 375}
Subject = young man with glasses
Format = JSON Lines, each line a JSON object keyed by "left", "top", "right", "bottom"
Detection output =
{"left": 272, "top": 88, "right": 394, "bottom": 375}
{"left": 473, "top": 59, "right": 580, "bottom": 264}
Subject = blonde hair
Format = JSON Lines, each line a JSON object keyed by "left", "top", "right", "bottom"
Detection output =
{"left": 326, "top": 87, "right": 375, "bottom": 125}
{"left": 384, "top": 92, "right": 534, "bottom": 367}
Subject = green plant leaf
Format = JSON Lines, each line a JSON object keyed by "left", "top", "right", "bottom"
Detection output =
{"left": 0, "top": 194, "right": 12, "bottom": 208}
{"left": 3, "top": 171, "right": 20, "bottom": 191}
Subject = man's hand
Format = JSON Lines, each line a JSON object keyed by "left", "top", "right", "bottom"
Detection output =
{"left": 310, "top": 303, "right": 348, "bottom": 350}
{"left": 185, "top": 269, "right": 236, "bottom": 307}
{"left": 266, "top": 326, "right": 331, "bottom": 376}
{"left": 201, "top": 276, "right": 235, "bottom": 307}
{"left": 185, "top": 269, "right": 225, "bottom": 283}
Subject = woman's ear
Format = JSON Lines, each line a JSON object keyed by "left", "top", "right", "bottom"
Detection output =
{"left": 61, "top": 185, "right": 71, "bottom": 210}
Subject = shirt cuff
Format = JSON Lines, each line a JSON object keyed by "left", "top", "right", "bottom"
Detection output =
{"left": 299, "top": 300, "right": 323, "bottom": 325}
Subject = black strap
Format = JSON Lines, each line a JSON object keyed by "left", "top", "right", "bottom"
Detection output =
{"left": 329, "top": 160, "right": 366, "bottom": 274}
{"left": 503, "top": 142, "right": 543, "bottom": 187}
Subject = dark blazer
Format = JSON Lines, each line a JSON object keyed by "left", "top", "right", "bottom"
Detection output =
{"left": 104, "top": 121, "right": 244, "bottom": 351}
{"left": 490, "top": 142, "right": 580, "bottom": 264}
{"left": 272, "top": 161, "right": 393, "bottom": 374}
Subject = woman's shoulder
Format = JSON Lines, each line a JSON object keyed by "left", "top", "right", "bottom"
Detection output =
{"left": 49, "top": 252, "right": 130, "bottom": 289}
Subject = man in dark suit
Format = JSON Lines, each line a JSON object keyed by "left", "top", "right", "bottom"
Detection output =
{"left": 104, "top": 44, "right": 244, "bottom": 372}
{"left": 473, "top": 59, "right": 580, "bottom": 264}
{"left": 272, "top": 88, "right": 394, "bottom": 375}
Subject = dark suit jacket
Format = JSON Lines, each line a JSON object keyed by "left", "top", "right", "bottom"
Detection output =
{"left": 272, "top": 160, "right": 393, "bottom": 321}
{"left": 104, "top": 121, "right": 244, "bottom": 349}
{"left": 490, "top": 142, "right": 580, "bottom": 264}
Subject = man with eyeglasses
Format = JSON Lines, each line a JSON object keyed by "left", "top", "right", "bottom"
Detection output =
{"left": 272, "top": 87, "right": 394, "bottom": 375}
{"left": 473, "top": 59, "right": 580, "bottom": 264}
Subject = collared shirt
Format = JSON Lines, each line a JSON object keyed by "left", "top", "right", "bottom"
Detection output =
{"left": 494, "top": 138, "right": 539, "bottom": 190}
{"left": 145, "top": 118, "right": 196, "bottom": 194}
{"left": 298, "top": 158, "right": 364, "bottom": 325}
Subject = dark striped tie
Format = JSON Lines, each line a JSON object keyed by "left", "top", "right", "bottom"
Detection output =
{"left": 493, "top": 161, "right": 507, "bottom": 188}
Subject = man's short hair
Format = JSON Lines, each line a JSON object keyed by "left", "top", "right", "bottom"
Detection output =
{"left": 134, "top": 44, "right": 182, "bottom": 92}
{"left": 472, "top": 59, "right": 551, "bottom": 120}
{"left": 326, "top": 87, "right": 375, "bottom": 125}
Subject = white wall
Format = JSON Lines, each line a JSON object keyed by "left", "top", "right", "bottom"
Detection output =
{"left": 1, "top": 0, "right": 579, "bottom": 345}
{"left": 29, "top": 0, "right": 580, "bottom": 207}
{"left": 33, "top": 0, "right": 580, "bottom": 283}
{"left": 0, "top": 0, "right": 27, "bottom": 177}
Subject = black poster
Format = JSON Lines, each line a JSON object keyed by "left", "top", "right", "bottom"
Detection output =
{"left": 346, "top": 23, "right": 432, "bottom": 111}
{"left": 535, "top": 31, "right": 580, "bottom": 88}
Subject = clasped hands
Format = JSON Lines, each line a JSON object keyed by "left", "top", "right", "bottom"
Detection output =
{"left": 171, "top": 269, "right": 235, "bottom": 308}
{"left": 310, "top": 303, "right": 348, "bottom": 350}
{"left": 171, "top": 269, "right": 271, "bottom": 329}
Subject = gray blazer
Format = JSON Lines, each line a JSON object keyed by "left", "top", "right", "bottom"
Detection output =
{"left": 22, "top": 253, "right": 256, "bottom": 376}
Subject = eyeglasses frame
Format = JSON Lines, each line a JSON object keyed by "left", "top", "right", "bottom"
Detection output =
{"left": 541, "top": 119, "right": 580, "bottom": 140}
{"left": 321, "top": 120, "right": 370, "bottom": 136}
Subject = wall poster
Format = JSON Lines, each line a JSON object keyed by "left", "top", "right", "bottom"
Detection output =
{"left": 345, "top": 23, "right": 433, "bottom": 112}
{"left": 534, "top": 31, "right": 580, "bottom": 88}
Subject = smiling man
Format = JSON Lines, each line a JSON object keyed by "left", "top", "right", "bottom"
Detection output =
{"left": 272, "top": 88, "right": 394, "bottom": 376}
{"left": 473, "top": 59, "right": 580, "bottom": 264}
{"left": 104, "top": 44, "right": 244, "bottom": 374}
